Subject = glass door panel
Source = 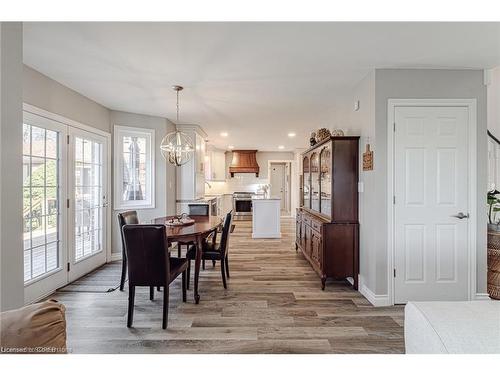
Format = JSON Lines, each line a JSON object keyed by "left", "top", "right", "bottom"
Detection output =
{"left": 69, "top": 128, "right": 108, "bottom": 282}
{"left": 320, "top": 146, "right": 332, "bottom": 217}
{"left": 23, "top": 112, "right": 68, "bottom": 304}
{"left": 310, "top": 152, "right": 320, "bottom": 212}
{"left": 303, "top": 156, "right": 310, "bottom": 208}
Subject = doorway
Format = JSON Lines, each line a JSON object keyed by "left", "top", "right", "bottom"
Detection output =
{"left": 23, "top": 108, "right": 110, "bottom": 303}
{"left": 388, "top": 99, "right": 477, "bottom": 304}
{"left": 270, "top": 162, "right": 291, "bottom": 216}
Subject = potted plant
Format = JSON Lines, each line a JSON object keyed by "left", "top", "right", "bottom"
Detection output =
{"left": 487, "top": 189, "right": 500, "bottom": 231}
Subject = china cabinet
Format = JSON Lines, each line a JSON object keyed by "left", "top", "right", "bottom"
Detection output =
{"left": 296, "top": 136, "right": 359, "bottom": 290}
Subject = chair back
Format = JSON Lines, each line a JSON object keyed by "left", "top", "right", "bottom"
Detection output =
{"left": 117, "top": 210, "right": 139, "bottom": 227}
{"left": 219, "top": 210, "right": 233, "bottom": 257}
{"left": 121, "top": 224, "right": 170, "bottom": 287}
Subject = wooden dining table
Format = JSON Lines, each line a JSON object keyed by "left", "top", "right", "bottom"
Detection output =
{"left": 154, "top": 215, "right": 222, "bottom": 304}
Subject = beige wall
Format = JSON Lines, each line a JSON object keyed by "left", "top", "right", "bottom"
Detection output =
{"left": 0, "top": 22, "right": 24, "bottom": 311}
{"left": 333, "top": 69, "right": 487, "bottom": 300}
{"left": 488, "top": 66, "right": 500, "bottom": 136}
{"left": 23, "top": 65, "right": 111, "bottom": 133}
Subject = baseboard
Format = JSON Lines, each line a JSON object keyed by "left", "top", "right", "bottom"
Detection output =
{"left": 474, "top": 293, "right": 492, "bottom": 300}
{"left": 359, "top": 275, "right": 391, "bottom": 307}
{"left": 110, "top": 253, "right": 122, "bottom": 262}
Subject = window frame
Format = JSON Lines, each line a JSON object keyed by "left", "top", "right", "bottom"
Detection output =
{"left": 113, "top": 125, "right": 155, "bottom": 210}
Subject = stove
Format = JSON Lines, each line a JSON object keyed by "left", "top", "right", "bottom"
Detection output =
{"left": 232, "top": 192, "right": 255, "bottom": 220}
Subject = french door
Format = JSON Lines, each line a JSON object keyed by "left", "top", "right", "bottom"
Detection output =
{"left": 23, "top": 110, "right": 109, "bottom": 303}
{"left": 68, "top": 127, "right": 108, "bottom": 282}
{"left": 23, "top": 113, "right": 68, "bottom": 303}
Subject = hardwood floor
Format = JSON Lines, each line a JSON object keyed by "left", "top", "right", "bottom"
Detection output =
{"left": 50, "top": 218, "right": 405, "bottom": 354}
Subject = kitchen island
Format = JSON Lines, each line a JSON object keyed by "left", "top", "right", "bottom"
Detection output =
{"left": 251, "top": 196, "right": 281, "bottom": 238}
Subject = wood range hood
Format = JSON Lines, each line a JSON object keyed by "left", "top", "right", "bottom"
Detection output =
{"left": 229, "top": 150, "right": 259, "bottom": 177}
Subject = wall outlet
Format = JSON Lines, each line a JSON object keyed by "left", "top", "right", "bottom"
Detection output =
{"left": 358, "top": 182, "right": 364, "bottom": 193}
{"left": 354, "top": 100, "right": 360, "bottom": 111}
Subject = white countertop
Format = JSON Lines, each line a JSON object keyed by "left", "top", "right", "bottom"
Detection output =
{"left": 252, "top": 196, "right": 281, "bottom": 201}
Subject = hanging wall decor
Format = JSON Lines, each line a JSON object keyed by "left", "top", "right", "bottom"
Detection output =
{"left": 363, "top": 143, "right": 374, "bottom": 171}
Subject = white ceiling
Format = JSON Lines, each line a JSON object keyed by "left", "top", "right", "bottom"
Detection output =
{"left": 23, "top": 22, "right": 500, "bottom": 151}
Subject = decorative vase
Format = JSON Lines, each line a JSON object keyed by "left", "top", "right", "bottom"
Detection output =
{"left": 487, "top": 230, "right": 500, "bottom": 300}
{"left": 310, "top": 132, "right": 317, "bottom": 146}
{"left": 331, "top": 129, "right": 344, "bottom": 137}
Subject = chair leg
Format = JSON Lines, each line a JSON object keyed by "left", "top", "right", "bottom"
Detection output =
{"left": 182, "top": 270, "right": 187, "bottom": 302}
{"left": 127, "top": 285, "right": 135, "bottom": 327}
{"left": 202, "top": 259, "right": 205, "bottom": 270}
{"left": 178, "top": 243, "right": 181, "bottom": 258}
{"left": 225, "top": 255, "right": 230, "bottom": 278}
{"left": 150, "top": 286, "right": 154, "bottom": 300}
{"left": 186, "top": 260, "right": 191, "bottom": 290}
{"left": 162, "top": 285, "right": 169, "bottom": 329}
{"left": 157, "top": 286, "right": 161, "bottom": 291}
{"left": 212, "top": 260, "right": 216, "bottom": 267}
{"left": 120, "top": 251, "right": 127, "bottom": 291}
{"left": 220, "top": 258, "right": 227, "bottom": 289}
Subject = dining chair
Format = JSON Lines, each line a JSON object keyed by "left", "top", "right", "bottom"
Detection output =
{"left": 186, "top": 211, "right": 233, "bottom": 289}
{"left": 117, "top": 211, "right": 139, "bottom": 291}
{"left": 121, "top": 224, "right": 188, "bottom": 329}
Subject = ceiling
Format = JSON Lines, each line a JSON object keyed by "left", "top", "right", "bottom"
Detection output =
{"left": 23, "top": 22, "right": 500, "bottom": 151}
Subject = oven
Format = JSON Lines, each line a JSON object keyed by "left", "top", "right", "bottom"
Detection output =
{"left": 233, "top": 192, "right": 254, "bottom": 220}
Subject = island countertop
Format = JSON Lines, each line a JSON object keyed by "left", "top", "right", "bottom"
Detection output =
{"left": 251, "top": 196, "right": 281, "bottom": 200}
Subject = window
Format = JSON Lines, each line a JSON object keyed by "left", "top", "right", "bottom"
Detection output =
{"left": 113, "top": 125, "right": 155, "bottom": 209}
{"left": 23, "top": 123, "right": 61, "bottom": 282}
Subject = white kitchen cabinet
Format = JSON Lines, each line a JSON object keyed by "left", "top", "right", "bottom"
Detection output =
{"left": 205, "top": 146, "right": 226, "bottom": 181}
{"left": 176, "top": 125, "right": 207, "bottom": 203}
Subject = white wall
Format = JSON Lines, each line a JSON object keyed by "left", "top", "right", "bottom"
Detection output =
{"left": 0, "top": 22, "right": 24, "bottom": 311}
{"left": 110, "top": 111, "right": 176, "bottom": 255}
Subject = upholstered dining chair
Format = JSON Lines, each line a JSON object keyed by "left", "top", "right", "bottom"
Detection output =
{"left": 117, "top": 211, "right": 139, "bottom": 291}
{"left": 186, "top": 211, "right": 233, "bottom": 289}
{"left": 121, "top": 224, "right": 188, "bottom": 329}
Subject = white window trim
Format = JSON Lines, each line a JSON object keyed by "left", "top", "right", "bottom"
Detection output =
{"left": 113, "top": 125, "right": 155, "bottom": 210}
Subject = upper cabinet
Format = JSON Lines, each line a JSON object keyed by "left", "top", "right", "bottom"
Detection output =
{"left": 176, "top": 125, "right": 207, "bottom": 201}
{"left": 300, "top": 136, "right": 359, "bottom": 222}
{"left": 205, "top": 145, "right": 226, "bottom": 181}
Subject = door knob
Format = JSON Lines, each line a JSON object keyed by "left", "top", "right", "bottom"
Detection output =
{"left": 451, "top": 212, "right": 469, "bottom": 219}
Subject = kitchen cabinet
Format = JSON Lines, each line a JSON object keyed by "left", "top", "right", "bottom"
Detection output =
{"left": 205, "top": 146, "right": 226, "bottom": 181}
{"left": 296, "top": 136, "right": 359, "bottom": 290}
{"left": 176, "top": 125, "right": 207, "bottom": 204}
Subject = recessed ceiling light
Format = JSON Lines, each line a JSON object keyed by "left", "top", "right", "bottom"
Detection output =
{"left": 220, "top": 132, "right": 228, "bottom": 137}
{"left": 278, "top": 145, "right": 285, "bottom": 150}
{"left": 288, "top": 132, "right": 296, "bottom": 137}
{"left": 228, "top": 145, "right": 235, "bottom": 149}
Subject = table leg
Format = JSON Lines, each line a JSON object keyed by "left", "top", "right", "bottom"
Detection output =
{"left": 194, "top": 235, "right": 202, "bottom": 304}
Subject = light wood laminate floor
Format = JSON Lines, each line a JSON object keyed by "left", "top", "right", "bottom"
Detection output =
{"left": 50, "top": 218, "right": 405, "bottom": 354}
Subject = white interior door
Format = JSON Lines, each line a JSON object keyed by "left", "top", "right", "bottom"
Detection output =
{"left": 394, "top": 106, "right": 469, "bottom": 303}
{"left": 23, "top": 112, "right": 68, "bottom": 304}
{"left": 270, "top": 163, "right": 286, "bottom": 211}
{"left": 68, "top": 128, "right": 108, "bottom": 282}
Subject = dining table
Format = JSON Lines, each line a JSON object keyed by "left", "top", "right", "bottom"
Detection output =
{"left": 154, "top": 215, "right": 222, "bottom": 304}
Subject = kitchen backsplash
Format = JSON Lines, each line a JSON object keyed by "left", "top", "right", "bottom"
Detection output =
{"left": 205, "top": 173, "right": 270, "bottom": 195}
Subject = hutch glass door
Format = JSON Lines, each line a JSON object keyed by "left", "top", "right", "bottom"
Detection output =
{"left": 320, "top": 145, "right": 332, "bottom": 216}
{"left": 302, "top": 156, "right": 310, "bottom": 209}
{"left": 310, "top": 152, "right": 320, "bottom": 212}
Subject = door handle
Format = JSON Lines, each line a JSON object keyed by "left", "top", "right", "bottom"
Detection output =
{"left": 451, "top": 212, "right": 469, "bottom": 219}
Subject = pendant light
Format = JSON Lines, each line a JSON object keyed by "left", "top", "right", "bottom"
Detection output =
{"left": 160, "top": 85, "right": 194, "bottom": 166}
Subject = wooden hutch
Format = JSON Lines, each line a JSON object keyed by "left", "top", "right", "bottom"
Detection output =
{"left": 296, "top": 136, "right": 359, "bottom": 290}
